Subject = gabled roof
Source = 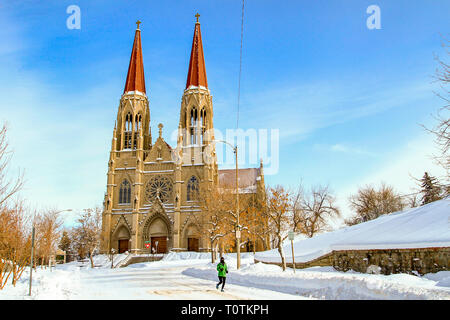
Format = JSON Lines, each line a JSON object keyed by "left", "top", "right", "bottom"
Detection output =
{"left": 124, "top": 24, "right": 146, "bottom": 94}
{"left": 185, "top": 20, "right": 208, "bottom": 89}
{"left": 218, "top": 168, "right": 261, "bottom": 194}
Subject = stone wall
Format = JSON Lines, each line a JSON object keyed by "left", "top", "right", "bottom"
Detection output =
{"left": 255, "top": 247, "right": 449, "bottom": 275}
{"left": 118, "top": 254, "right": 164, "bottom": 268}
{"left": 332, "top": 247, "right": 449, "bottom": 275}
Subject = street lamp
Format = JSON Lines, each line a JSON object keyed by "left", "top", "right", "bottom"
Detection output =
{"left": 212, "top": 140, "right": 241, "bottom": 270}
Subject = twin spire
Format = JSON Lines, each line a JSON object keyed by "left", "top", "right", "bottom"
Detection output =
{"left": 185, "top": 13, "right": 208, "bottom": 89}
{"left": 123, "top": 20, "right": 146, "bottom": 94}
{"left": 123, "top": 15, "right": 208, "bottom": 95}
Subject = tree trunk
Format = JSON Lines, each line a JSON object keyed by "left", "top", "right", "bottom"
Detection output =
{"left": 89, "top": 250, "right": 94, "bottom": 268}
{"left": 219, "top": 241, "right": 224, "bottom": 258}
{"left": 277, "top": 236, "right": 286, "bottom": 271}
{"left": 210, "top": 240, "right": 216, "bottom": 263}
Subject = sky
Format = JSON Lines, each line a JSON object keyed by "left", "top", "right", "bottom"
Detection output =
{"left": 0, "top": 0, "right": 448, "bottom": 226}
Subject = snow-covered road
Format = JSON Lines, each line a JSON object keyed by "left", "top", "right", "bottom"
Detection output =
{"left": 74, "top": 265, "right": 309, "bottom": 300}
{"left": 0, "top": 255, "right": 310, "bottom": 300}
{"left": 1, "top": 253, "right": 448, "bottom": 300}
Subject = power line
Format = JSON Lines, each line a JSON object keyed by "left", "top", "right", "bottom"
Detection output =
{"left": 236, "top": 0, "right": 244, "bottom": 130}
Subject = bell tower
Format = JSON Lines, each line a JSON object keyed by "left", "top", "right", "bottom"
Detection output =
{"left": 101, "top": 21, "right": 151, "bottom": 253}
{"left": 116, "top": 20, "right": 151, "bottom": 152}
{"left": 178, "top": 14, "right": 216, "bottom": 170}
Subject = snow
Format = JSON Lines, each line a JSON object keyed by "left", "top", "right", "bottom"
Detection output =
{"left": 0, "top": 252, "right": 448, "bottom": 300}
{"left": 183, "top": 262, "right": 450, "bottom": 300}
{"left": 1, "top": 201, "right": 448, "bottom": 300}
{"left": 255, "top": 198, "right": 450, "bottom": 264}
{"left": 0, "top": 253, "right": 304, "bottom": 300}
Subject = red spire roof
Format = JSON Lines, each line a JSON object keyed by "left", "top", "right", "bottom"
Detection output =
{"left": 185, "top": 17, "right": 208, "bottom": 89}
{"left": 124, "top": 22, "right": 146, "bottom": 94}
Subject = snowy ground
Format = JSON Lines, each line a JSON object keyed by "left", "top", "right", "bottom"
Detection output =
{"left": 0, "top": 252, "right": 449, "bottom": 300}
{"left": 256, "top": 197, "right": 450, "bottom": 264}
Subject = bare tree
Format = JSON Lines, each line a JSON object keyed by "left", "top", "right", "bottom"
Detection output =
{"left": 73, "top": 208, "right": 102, "bottom": 268}
{"left": 34, "top": 209, "right": 63, "bottom": 268}
{"left": 0, "top": 123, "right": 28, "bottom": 289}
{"left": 0, "top": 124, "right": 24, "bottom": 209}
{"left": 346, "top": 183, "right": 404, "bottom": 226}
{"left": 242, "top": 200, "right": 271, "bottom": 252}
{"left": 264, "top": 186, "right": 292, "bottom": 271}
{"left": 298, "top": 185, "right": 340, "bottom": 237}
{"left": 291, "top": 185, "right": 307, "bottom": 235}
{"left": 216, "top": 183, "right": 251, "bottom": 255}
{"left": 0, "top": 201, "right": 31, "bottom": 288}
{"left": 424, "top": 36, "right": 450, "bottom": 177}
{"left": 406, "top": 193, "right": 421, "bottom": 209}
{"left": 197, "top": 187, "right": 234, "bottom": 262}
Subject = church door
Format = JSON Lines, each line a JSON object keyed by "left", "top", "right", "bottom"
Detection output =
{"left": 151, "top": 237, "right": 167, "bottom": 253}
{"left": 188, "top": 238, "right": 199, "bottom": 251}
{"left": 118, "top": 239, "right": 129, "bottom": 254}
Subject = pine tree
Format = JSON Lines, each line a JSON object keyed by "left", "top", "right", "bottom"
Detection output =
{"left": 420, "top": 172, "right": 442, "bottom": 205}
{"left": 58, "top": 230, "right": 71, "bottom": 253}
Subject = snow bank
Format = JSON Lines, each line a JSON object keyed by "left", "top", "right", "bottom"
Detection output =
{"left": 183, "top": 262, "right": 450, "bottom": 300}
{"left": 163, "top": 252, "right": 211, "bottom": 261}
{"left": 255, "top": 198, "right": 450, "bottom": 264}
{"left": 162, "top": 251, "right": 255, "bottom": 264}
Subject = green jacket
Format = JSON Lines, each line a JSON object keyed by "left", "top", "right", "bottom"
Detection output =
{"left": 217, "top": 262, "right": 228, "bottom": 277}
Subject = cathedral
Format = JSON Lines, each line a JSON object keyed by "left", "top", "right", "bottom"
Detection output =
{"left": 100, "top": 16, "right": 265, "bottom": 255}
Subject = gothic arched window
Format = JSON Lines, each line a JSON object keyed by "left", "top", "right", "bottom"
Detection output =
{"left": 124, "top": 112, "right": 132, "bottom": 149}
{"left": 190, "top": 107, "right": 198, "bottom": 145}
{"left": 135, "top": 113, "right": 142, "bottom": 131}
{"left": 133, "top": 113, "right": 142, "bottom": 150}
{"left": 119, "top": 180, "right": 131, "bottom": 204}
{"left": 200, "top": 108, "right": 207, "bottom": 145}
{"left": 187, "top": 176, "right": 199, "bottom": 201}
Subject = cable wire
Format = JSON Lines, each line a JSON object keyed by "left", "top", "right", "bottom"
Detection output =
{"left": 236, "top": 0, "right": 245, "bottom": 130}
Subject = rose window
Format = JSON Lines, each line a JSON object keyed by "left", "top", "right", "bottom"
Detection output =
{"left": 145, "top": 176, "right": 173, "bottom": 203}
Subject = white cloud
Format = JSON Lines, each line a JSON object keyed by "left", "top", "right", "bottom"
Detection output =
{"left": 333, "top": 133, "right": 448, "bottom": 227}
{"left": 238, "top": 79, "right": 434, "bottom": 145}
{"left": 329, "top": 143, "right": 378, "bottom": 157}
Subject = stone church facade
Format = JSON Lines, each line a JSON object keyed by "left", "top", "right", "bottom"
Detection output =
{"left": 100, "top": 18, "right": 265, "bottom": 255}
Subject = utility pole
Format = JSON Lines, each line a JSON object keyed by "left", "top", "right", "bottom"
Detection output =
{"left": 235, "top": 145, "right": 241, "bottom": 270}
{"left": 212, "top": 140, "right": 241, "bottom": 269}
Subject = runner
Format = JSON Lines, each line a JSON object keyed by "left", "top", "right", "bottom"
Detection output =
{"left": 215, "top": 257, "right": 228, "bottom": 292}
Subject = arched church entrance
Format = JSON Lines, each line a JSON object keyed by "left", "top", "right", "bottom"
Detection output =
{"left": 113, "top": 225, "right": 131, "bottom": 254}
{"left": 185, "top": 224, "right": 201, "bottom": 252}
{"left": 147, "top": 217, "right": 169, "bottom": 253}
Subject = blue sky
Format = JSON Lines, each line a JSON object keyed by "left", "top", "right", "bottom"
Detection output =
{"left": 0, "top": 0, "right": 448, "bottom": 226}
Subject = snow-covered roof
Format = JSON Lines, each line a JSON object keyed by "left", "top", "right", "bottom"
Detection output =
{"left": 218, "top": 168, "right": 261, "bottom": 193}
{"left": 255, "top": 197, "right": 450, "bottom": 264}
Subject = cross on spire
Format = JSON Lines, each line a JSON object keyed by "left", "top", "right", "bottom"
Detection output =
{"left": 158, "top": 123, "right": 164, "bottom": 138}
{"left": 123, "top": 21, "right": 146, "bottom": 94}
{"left": 185, "top": 15, "right": 208, "bottom": 89}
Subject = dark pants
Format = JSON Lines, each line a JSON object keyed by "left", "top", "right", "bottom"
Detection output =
{"left": 217, "top": 276, "right": 226, "bottom": 290}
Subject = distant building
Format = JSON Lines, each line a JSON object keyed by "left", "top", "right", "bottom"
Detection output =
{"left": 100, "top": 17, "right": 266, "bottom": 255}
